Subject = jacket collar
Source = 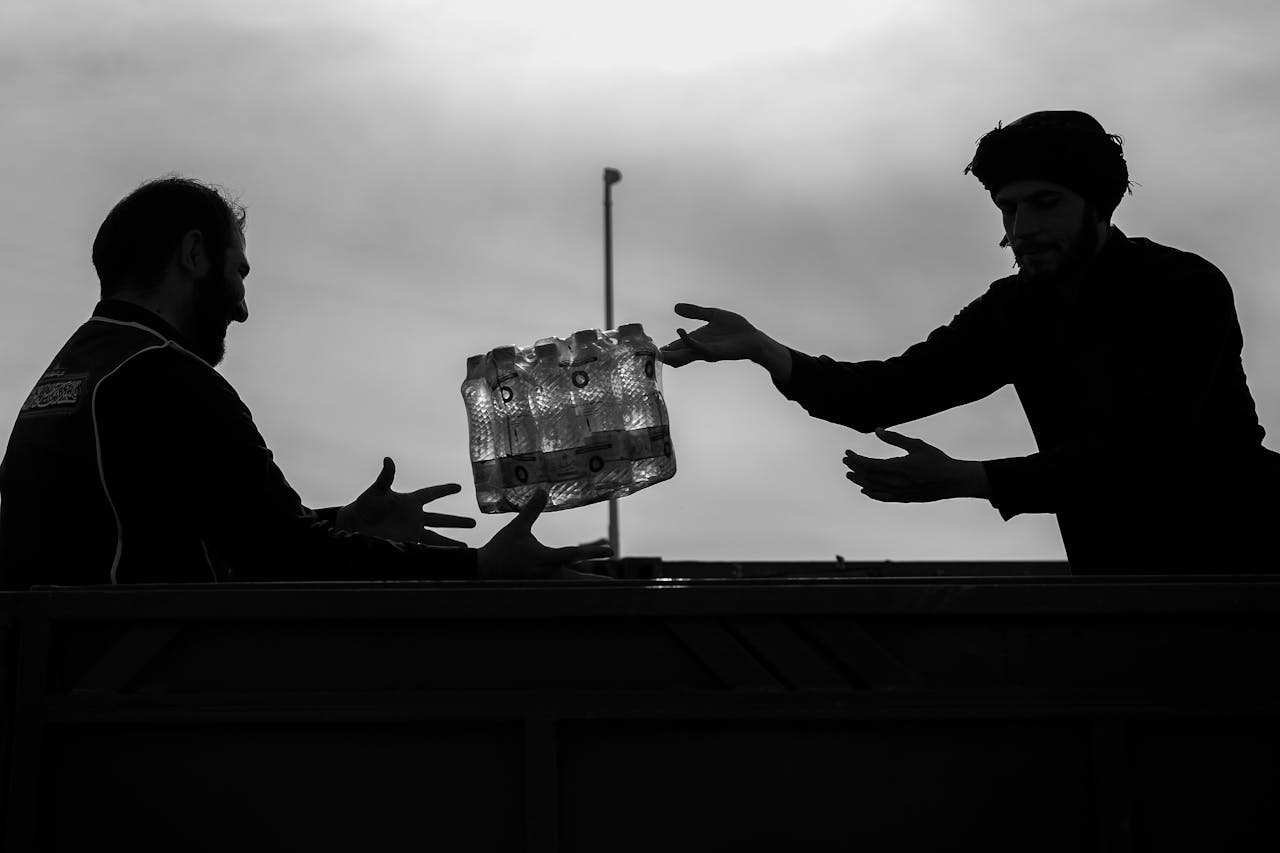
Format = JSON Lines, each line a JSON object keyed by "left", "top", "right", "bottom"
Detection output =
{"left": 1080, "top": 224, "right": 1136, "bottom": 288}
{"left": 91, "top": 299, "right": 194, "bottom": 351}
{"left": 1098, "top": 224, "right": 1129, "bottom": 264}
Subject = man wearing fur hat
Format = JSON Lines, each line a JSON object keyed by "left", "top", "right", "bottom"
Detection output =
{"left": 663, "top": 110, "right": 1279, "bottom": 574}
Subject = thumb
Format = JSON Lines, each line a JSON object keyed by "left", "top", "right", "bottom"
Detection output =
{"left": 372, "top": 456, "right": 396, "bottom": 492}
{"left": 875, "top": 429, "right": 928, "bottom": 453}
{"left": 510, "top": 489, "right": 548, "bottom": 533}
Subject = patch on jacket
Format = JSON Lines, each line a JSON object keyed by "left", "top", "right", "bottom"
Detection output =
{"left": 19, "top": 366, "right": 89, "bottom": 417}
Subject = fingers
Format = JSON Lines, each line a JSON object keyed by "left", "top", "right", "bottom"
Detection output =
{"left": 848, "top": 473, "right": 902, "bottom": 503}
{"left": 659, "top": 340, "right": 695, "bottom": 368}
{"left": 550, "top": 566, "right": 614, "bottom": 581}
{"left": 508, "top": 489, "right": 548, "bottom": 533}
{"left": 372, "top": 456, "right": 396, "bottom": 492}
{"left": 421, "top": 512, "right": 477, "bottom": 529}
{"left": 845, "top": 469, "right": 908, "bottom": 493}
{"left": 418, "top": 530, "right": 469, "bottom": 548}
{"left": 674, "top": 302, "right": 715, "bottom": 321}
{"left": 844, "top": 451, "right": 912, "bottom": 496}
{"left": 665, "top": 303, "right": 733, "bottom": 369}
{"left": 843, "top": 450, "right": 901, "bottom": 474}
{"left": 412, "top": 483, "right": 464, "bottom": 503}
{"left": 874, "top": 428, "right": 929, "bottom": 452}
{"left": 548, "top": 542, "right": 614, "bottom": 563}
{"left": 676, "top": 328, "right": 714, "bottom": 360}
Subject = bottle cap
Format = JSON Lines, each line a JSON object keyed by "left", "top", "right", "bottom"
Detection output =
{"left": 572, "top": 329, "right": 600, "bottom": 346}
{"left": 534, "top": 341, "right": 560, "bottom": 360}
{"left": 618, "top": 322, "right": 646, "bottom": 339}
{"left": 492, "top": 345, "right": 517, "bottom": 367}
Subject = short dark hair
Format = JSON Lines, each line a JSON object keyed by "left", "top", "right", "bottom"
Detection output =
{"left": 92, "top": 175, "right": 246, "bottom": 297}
{"left": 965, "top": 110, "right": 1132, "bottom": 221}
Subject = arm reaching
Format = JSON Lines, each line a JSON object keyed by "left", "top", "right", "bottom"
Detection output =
{"left": 660, "top": 303, "right": 793, "bottom": 384}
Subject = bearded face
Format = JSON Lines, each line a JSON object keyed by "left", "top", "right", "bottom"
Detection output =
{"left": 188, "top": 229, "right": 248, "bottom": 367}
{"left": 189, "top": 263, "right": 233, "bottom": 366}
{"left": 995, "top": 179, "right": 1107, "bottom": 284}
{"left": 1012, "top": 204, "right": 1102, "bottom": 283}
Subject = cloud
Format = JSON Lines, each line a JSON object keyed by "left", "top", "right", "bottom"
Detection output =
{"left": 3, "top": 0, "right": 1278, "bottom": 563}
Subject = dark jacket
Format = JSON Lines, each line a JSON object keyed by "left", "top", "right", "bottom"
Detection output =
{"left": 0, "top": 300, "right": 477, "bottom": 588}
{"left": 780, "top": 228, "right": 1280, "bottom": 573}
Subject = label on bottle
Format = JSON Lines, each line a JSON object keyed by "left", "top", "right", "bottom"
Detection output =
{"left": 576, "top": 431, "right": 624, "bottom": 474}
{"left": 631, "top": 349, "right": 657, "bottom": 381}
{"left": 620, "top": 425, "right": 672, "bottom": 460}
{"left": 498, "top": 453, "right": 546, "bottom": 488}
{"left": 587, "top": 430, "right": 625, "bottom": 450}
{"left": 570, "top": 354, "right": 600, "bottom": 390}
{"left": 622, "top": 428, "right": 651, "bottom": 460}
{"left": 495, "top": 371, "right": 519, "bottom": 398}
{"left": 541, "top": 449, "right": 582, "bottom": 483}
{"left": 647, "top": 425, "right": 673, "bottom": 458}
{"left": 471, "top": 459, "right": 498, "bottom": 487}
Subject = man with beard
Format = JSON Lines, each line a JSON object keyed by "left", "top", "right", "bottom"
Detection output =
{"left": 662, "top": 110, "right": 1280, "bottom": 573}
{"left": 0, "top": 176, "right": 609, "bottom": 588}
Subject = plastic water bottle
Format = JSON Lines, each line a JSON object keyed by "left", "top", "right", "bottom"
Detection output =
{"left": 568, "top": 329, "right": 630, "bottom": 501}
{"left": 460, "top": 323, "right": 676, "bottom": 513}
{"left": 460, "top": 354, "right": 503, "bottom": 512}
{"left": 529, "top": 339, "right": 584, "bottom": 509}
{"left": 612, "top": 323, "right": 676, "bottom": 489}
{"left": 613, "top": 323, "right": 665, "bottom": 429}
{"left": 492, "top": 345, "right": 543, "bottom": 509}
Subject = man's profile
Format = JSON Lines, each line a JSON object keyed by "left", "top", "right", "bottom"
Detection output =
{"left": 663, "top": 110, "right": 1280, "bottom": 573}
{"left": 0, "top": 176, "right": 608, "bottom": 588}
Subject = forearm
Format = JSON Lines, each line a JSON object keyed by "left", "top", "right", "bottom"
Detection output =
{"left": 753, "top": 334, "right": 793, "bottom": 386}
{"left": 774, "top": 328, "right": 1009, "bottom": 435}
{"left": 776, "top": 349, "right": 946, "bottom": 433}
{"left": 961, "top": 460, "right": 992, "bottom": 500}
{"left": 222, "top": 516, "right": 480, "bottom": 581}
{"left": 982, "top": 445, "right": 1140, "bottom": 520}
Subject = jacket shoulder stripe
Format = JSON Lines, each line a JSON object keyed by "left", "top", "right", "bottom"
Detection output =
{"left": 91, "top": 342, "right": 174, "bottom": 584}
{"left": 88, "top": 316, "right": 171, "bottom": 344}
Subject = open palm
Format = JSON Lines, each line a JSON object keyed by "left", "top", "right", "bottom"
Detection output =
{"left": 336, "top": 457, "right": 476, "bottom": 546}
{"left": 660, "top": 303, "right": 763, "bottom": 367}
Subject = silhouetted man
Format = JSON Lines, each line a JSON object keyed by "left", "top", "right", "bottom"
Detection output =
{"left": 663, "top": 110, "right": 1280, "bottom": 573}
{"left": 0, "top": 176, "right": 608, "bottom": 588}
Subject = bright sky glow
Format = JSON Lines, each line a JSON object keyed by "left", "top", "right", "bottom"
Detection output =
{"left": 3, "top": 0, "right": 1279, "bottom": 564}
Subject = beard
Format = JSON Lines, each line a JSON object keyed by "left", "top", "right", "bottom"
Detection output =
{"left": 189, "top": 267, "right": 233, "bottom": 366}
{"left": 1012, "top": 208, "right": 1102, "bottom": 284}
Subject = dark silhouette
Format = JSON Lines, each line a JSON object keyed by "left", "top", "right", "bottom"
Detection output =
{"left": 0, "top": 176, "right": 609, "bottom": 588}
{"left": 663, "top": 111, "right": 1280, "bottom": 573}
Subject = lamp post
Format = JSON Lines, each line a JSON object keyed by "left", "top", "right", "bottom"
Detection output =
{"left": 603, "top": 166, "right": 622, "bottom": 557}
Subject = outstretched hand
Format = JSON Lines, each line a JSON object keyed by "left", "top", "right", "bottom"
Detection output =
{"left": 660, "top": 303, "right": 765, "bottom": 368}
{"left": 843, "top": 430, "right": 991, "bottom": 503}
{"left": 477, "top": 491, "right": 614, "bottom": 579}
{"left": 336, "top": 457, "right": 476, "bottom": 546}
{"left": 660, "top": 303, "right": 793, "bottom": 383}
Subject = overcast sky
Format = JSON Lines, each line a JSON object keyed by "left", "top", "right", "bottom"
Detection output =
{"left": 3, "top": 0, "right": 1278, "bottom": 564}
